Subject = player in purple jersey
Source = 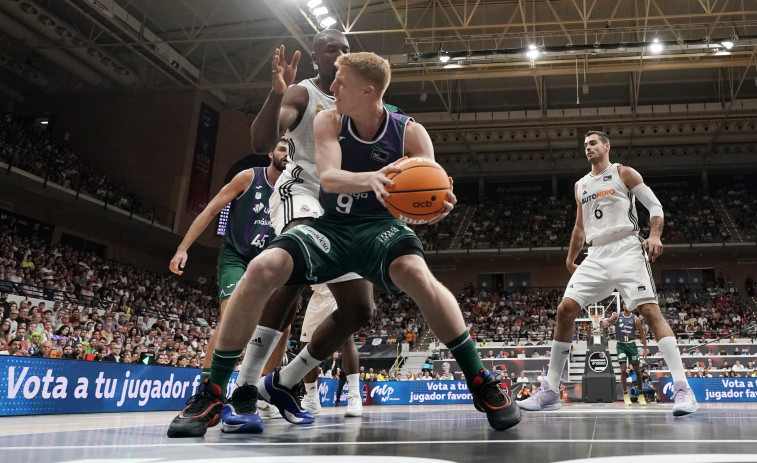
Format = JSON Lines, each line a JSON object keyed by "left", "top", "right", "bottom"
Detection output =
{"left": 166, "top": 139, "right": 287, "bottom": 438}
{"left": 196, "top": 52, "right": 521, "bottom": 432}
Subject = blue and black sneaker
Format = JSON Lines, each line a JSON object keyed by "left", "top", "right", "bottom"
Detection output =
{"left": 470, "top": 369, "right": 522, "bottom": 431}
{"left": 221, "top": 383, "right": 264, "bottom": 434}
{"left": 257, "top": 371, "right": 315, "bottom": 425}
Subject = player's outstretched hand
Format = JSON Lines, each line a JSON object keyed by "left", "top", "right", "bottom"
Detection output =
{"left": 371, "top": 163, "right": 402, "bottom": 206}
{"left": 641, "top": 236, "right": 663, "bottom": 262}
{"left": 170, "top": 251, "right": 187, "bottom": 275}
{"left": 272, "top": 45, "right": 301, "bottom": 95}
{"left": 427, "top": 177, "right": 456, "bottom": 225}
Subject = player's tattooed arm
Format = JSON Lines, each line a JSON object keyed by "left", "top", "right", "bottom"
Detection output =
{"left": 644, "top": 216, "right": 664, "bottom": 262}
{"left": 566, "top": 182, "right": 584, "bottom": 274}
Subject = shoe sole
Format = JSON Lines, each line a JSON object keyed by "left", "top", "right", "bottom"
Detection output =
{"left": 221, "top": 420, "right": 264, "bottom": 434}
{"left": 166, "top": 414, "right": 219, "bottom": 438}
{"left": 302, "top": 404, "right": 322, "bottom": 415}
{"left": 344, "top": 408, "right": 363, "bottom": 417}
{"left": 261, "top": 374, "right": 315, "bottom": 425}
{"left": 489, "top": 404, "right": 523, "bottom": 431}
{"left": 519, "top": 402, "right": 561, "bottom": 412}
{"left": 673, "top": 404, "right": 700, "bottom": 416}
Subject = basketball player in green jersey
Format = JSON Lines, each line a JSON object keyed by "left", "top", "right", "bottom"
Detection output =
{"left": 195, "top": 52, "right": 522, "bottom": 432}
{"left": 167, "top": 139, "right": 287, "bottom": 437}
{"left": 603, "top": 303, "right": 648, "bottom": 405}
{"left": 235, "top": 29, "right": 364, "bottom": 420}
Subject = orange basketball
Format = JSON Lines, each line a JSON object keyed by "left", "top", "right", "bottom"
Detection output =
{"left": 384, "top": 157, "right": 451, "bottom": 225}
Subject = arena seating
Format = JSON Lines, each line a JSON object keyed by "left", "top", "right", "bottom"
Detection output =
{"left": 412, "top": 183, "right": 755, "bottom": 250}
{"left": 0, "top": 117, "right": 163, "bottom": 224}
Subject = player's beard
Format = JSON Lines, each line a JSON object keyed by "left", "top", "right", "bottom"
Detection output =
{"left": 273, "top": 156, "right": 288, "bottom": 172}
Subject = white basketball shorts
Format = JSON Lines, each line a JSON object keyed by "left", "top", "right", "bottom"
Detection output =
{"left": 300, "top": 284, "right": 338, "bottom": 343}
{"left": 269, "top": 189, "right": 323, "bottom": 236}
{"left": 563, "top": 235, "right": 658, "bottom": 311}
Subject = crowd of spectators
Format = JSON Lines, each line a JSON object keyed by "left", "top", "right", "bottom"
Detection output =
{"left": 718, "top": 179, "right": 757, "bottom": 239}
{"left": 455, "top": 281, "right": 561, "bottom": 344}
{"left": 412, "top": 205, "right": 467, "bottom": 251}
{"left": 0, "top": 219, "right": 221, "bottom": 364}
{"left": 0, "top": 223, "right": 218, "bottom": 324}
{"left": 0, "top": 117, "right": 158, "bottom": 221}
{"left": 411, "top": 182, "right": 755, "bottom": 251}
{"left": 357, "top": 292, "right": 426, "bottom": 344}
{"left": 444, "top": 279, "right": 756, "bottom": 347}
{"left": 461, "top": 193, "right": 574, "bottom": 250}
{"left": 2, "top": 115, "right": 753, "bottom": 251}
{"left": 657, "top": 282, "right": 756, "bottom": 341}
{"left": 637, "top": 187, "right": 730, "bottom": 244}
{"left": 0, "top": 294, "right": 212, "bottom": 367}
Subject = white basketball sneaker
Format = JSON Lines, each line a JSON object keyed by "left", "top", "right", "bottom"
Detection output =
{"left": 345, "top": 393, "right": 363, "bottom": 417}
{"left": 257, "top": 400, "right": 282, "bottom": 419}
{"left": 301, "top": 390, "right": 322, "bottom": 415}
{"left": 517, "top": 379, "right": 561, "bottom": 411}
{"left": 671, "top": 380, "right": 699, "bottom": 416}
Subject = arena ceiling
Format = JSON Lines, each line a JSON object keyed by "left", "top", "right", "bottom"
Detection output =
{"left": 2, "top": 0, "right": 757, "bottom": 176}
{"left": 1, "top": 0, "right": 756, "bottom": 116}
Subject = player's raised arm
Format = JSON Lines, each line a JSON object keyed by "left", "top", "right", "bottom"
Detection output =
{"left": 169, "top": 170, "right": 254, "bottom": 275}
{"left": 566, "top": 181, "right": 585, "bottom": 274}
{"left": 314, "top": 109, "right": 399, "bottom": 204}
{"left": 619, "top": 165, "right": 664, "bottom": 262}
{"left": 250, "top": 45, "right": 306, "bottom": 154}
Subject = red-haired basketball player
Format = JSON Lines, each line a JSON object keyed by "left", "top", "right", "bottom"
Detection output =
{"left": 182, "top": 51, "right": 521, "bottom": 435}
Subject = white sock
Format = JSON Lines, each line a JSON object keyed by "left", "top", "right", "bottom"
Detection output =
{"left": 347, "top": 373, "right": 360, "bottom": 396}
{"left": 658, "top": 336, "right": 687, "bottom": 383}
{"left": 546, "top": 341, "right": 571, "bottom": 392}
{"left": 235, "top": 326, "right": 283, "bottom": 387}
{"left": 304, "top": 381, "right": 318, "bottom": 397}
{"left": 278, "top": 346, "right": 322, "bottom": 389}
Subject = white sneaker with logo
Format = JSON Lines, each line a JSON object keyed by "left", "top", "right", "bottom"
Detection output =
{"left": 672, "top": 380, "right": 699, "bottom": 416}
{"left": 345, "top": 394, "right": 363, "bottom": 417}
{"left": 517, "top": 379, "right": 561, "bottom": 411}
{"left": 257, "top": 400, "right": 282, "bottom": 419}
{"left": 301, "top": 391, "right": 322, "bottom": 415}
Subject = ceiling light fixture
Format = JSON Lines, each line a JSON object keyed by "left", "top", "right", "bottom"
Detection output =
{"left": 721, "top": 40, "right": 734, "bottom": 49}
{"left": 649, "top": 38, "right": 664, "bottom": 53}
{"left": 311, "top": 6, "right": 328, "bottom": 16}
{"left": 319, "top": 16, "right": 337, "bottom": 28}
{"left": 526, "top": 44, "right": 540, "bottom": 59}
{"left": 306, "top": 0, "right": 322, "bottom": 8}
{"left": 439, "top": 51, "right": 450, "bottom": 63}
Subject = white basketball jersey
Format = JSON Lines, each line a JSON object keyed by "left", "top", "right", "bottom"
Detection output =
{"left": 577, "top": 163, "right": 640, "bottom": 245}
{"left": 275, "top": 78, "right": 336, "bottom": 200}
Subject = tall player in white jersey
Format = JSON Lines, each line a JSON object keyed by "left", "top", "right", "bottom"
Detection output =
{"left": 519, "top": 131, "right": 699, "bottom": 416}
{"left": 224, "top": 29, "right": 363, "bottom": 426}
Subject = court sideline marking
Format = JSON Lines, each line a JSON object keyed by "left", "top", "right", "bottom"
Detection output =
{"left": 3, "top": 439, "right": 757, "bottom": 451}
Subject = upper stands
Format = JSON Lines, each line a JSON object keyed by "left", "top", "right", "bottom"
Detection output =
{"left": 0, "top": 117, "right": 171, "bottom": 226}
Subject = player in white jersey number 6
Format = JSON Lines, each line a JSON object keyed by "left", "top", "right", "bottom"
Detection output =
{"left": 519, "top": 130, "right": 698, "bottom": 416}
